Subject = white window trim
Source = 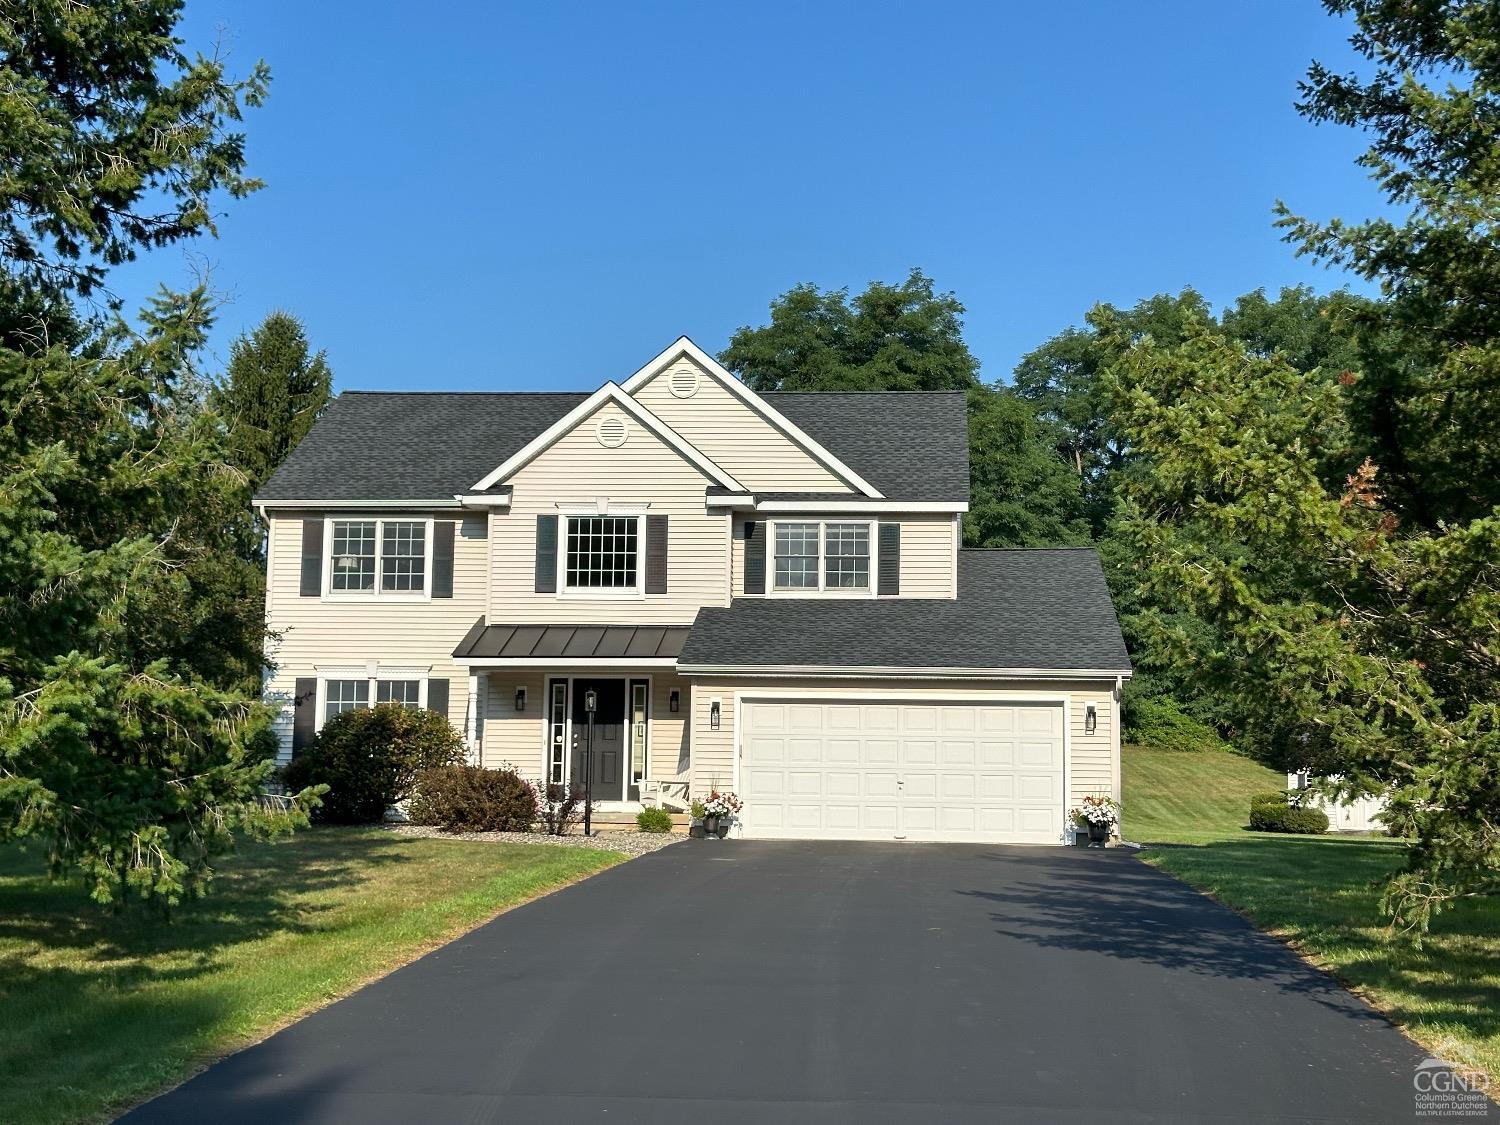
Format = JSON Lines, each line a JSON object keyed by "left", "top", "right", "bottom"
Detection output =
{"left": 555, "top": 505, "right": 648, "bottom": 600}
{"left": 314, "top": 667, "right": 431, "bottom": 732}
{"left": 322, "top": 516, "right": 435, "bottom": 601}
{"left": 767, "top": 519, "right": 877, "bottom": 599}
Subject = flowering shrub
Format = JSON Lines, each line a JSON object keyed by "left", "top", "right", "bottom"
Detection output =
{"left": 702, "top": 790, "right": 742, "bottom": 819}
{"left": 1070, "top": 794, "right": 1121, "bottom": 829}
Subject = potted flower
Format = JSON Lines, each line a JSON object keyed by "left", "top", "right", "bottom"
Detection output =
{"left": 1070, "top": 795, "right": 1120, "bottom": 847}
{"left": 701, "top": 789, "right": 743, "bottom": 839}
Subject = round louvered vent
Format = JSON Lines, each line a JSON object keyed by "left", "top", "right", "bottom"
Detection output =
{"left": 669, "top": 365, "right": 700, "bottom": 398}
{"left": 596, "top": 415, "right": 629, "bottom": 448}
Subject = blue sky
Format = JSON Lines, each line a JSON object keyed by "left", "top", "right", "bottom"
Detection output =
{"left": 110, "top": 1, "right": 1384, "bottom": 392}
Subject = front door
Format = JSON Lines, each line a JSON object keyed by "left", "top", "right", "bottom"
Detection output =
{"left": 570, "top": 679, "right": 625, "bottom": 801}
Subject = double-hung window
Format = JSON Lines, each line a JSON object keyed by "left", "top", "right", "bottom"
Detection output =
{"left": 564, "top": 515, "right": 639, "bottom": 591}
{"left": 322, "top": 676, "right": 424, "bottom": 726}
{"left": 772, "top": 521, "right": 872, "bottom": 594}
{"left": 329, "top": 519, "right": 428, "bottom": 595}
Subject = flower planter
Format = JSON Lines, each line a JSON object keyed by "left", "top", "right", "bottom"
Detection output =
{"left": 703, "top": 814, "right": 721, "bottom": 837}
{"left": 715, "top": 819, "right": 731, "bottom": 839}
{"left": 1087, "top": 821, "right": 1109, "bottom": 847}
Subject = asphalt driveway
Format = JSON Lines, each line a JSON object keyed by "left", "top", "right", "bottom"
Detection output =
{"left": 125, "top": 843, "right": 1438, "bottom": 1124}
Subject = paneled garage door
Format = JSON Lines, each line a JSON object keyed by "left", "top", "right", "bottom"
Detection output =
{"left": 740, "top": 699, "right": 1065, "bottom": 843}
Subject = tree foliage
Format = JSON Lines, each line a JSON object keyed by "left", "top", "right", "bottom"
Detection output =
{"left": 0, "top": 1, "right": 311, "bottom": 907}
{"left": 1277, "top": 0, "right": 1500, "bottom": 527}
{"left": 722, "top": 269, "right": 1088, "bottom": 547}
{"left": 211, "top": 310, "right": 331, "bottom": 501}
{"left": 1106, "top": 320, "right": 1499, "bottom": 931}
{"left": 0, "top": 0, "right": 269, "bottom": 296}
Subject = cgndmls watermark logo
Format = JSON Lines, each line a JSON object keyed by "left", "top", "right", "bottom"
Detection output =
{"left": 1414, "top": 1057, "right": 1491, "bottom": 1118}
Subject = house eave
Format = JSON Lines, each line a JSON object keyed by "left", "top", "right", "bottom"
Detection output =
{"left": 673, "top": 664, "right": 1133, "bottom": 680}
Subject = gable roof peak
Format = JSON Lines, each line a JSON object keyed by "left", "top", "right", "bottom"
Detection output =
{"left": 621, "top": 336, "right": 884, "bottom": 498}
{"left": 468, "top": 380, "right": 746, "bottom": 493}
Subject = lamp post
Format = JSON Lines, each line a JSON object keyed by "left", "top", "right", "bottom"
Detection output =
{"left": 583, "top": 688, "right": 597, "bottom": 837}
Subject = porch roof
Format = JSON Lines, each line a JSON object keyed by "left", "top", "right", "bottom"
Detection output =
{"left": 452, "top": 618, "right": 692, "bottom": 665}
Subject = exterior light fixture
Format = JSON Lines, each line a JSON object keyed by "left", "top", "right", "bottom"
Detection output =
{"left": 515, "top": 687, "right": 526, "bottom": 712}
{"left": 1084, "top": 702, "right": 1098, "bottom": 735}
{"left": 669, "top": 690, "right": 680, "bottom": 713}
{"left": 709, "top": 699, "right": 721, "bottom": 730}
{"left": 585, "top": 689, "right": 597, "bottom": 714}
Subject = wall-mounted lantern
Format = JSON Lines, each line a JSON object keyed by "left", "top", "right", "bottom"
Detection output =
{"left": 709, "top": 699, "right": 721, "bottom": 730}
{"left": 669, "top": 690, "right": 680, "bottom": 713}
{"left": 1084, "top": 702, "right": 1098, "bottom": 735}
{"left": 515, "top": 687, "right": 526, "bottom": 712}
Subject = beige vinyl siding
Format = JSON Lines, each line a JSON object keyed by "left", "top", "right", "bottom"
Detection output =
{"left": 478, "top": 669, "right": 691, "bottom": 786}
{"left": 263, "top": 510, "right": 489, "bottom": 762}
{"left": 730, "top": 513, "right": 957, "bottom": 598}
{"left": 896, "top": 514, "right": 958, "bottom": 597}
{"left": 686, "top": 677, "right": 1118, "bottom": 806}
{"left": 632, "top": 358, "right": 855, "bottom": 493}
{"left": 489, "top": 401, "right": 729, "bottom": 623}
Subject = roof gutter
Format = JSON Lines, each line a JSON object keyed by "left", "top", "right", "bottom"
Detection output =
{"left": 455, "top": 656, "right": 678, "bottom": 668}
{"left": 673, "top": 664, "right": 1134, "bottom": 680}
{"left": 455, "top": 493, "right": 513, "bottom": 509}
{"left": 752, "top": 500, "right": 969, "bottom": 513}
{"left": 253, "top": 498, "right": 464, "bottom": 513}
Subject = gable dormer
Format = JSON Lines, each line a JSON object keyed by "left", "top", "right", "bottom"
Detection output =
{"left": 623, "top": 338, "right": 881, "bottom": 497}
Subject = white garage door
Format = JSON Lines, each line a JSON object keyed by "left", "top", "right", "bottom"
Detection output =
{"left": 740, "top": 699, "right": 1065, "bottom": 844}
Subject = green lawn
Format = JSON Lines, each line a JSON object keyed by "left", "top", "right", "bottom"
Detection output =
{"left": 0, "top": 828, "right": 625, "bottom": 1125}
{"left": 1124, "top": 744, "right": 1500, "bottom": 1080}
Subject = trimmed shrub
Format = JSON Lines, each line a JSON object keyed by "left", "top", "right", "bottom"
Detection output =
{"left": 1249, "top": 800, "right": 1330, "bottom": 834}
{"left": 281, "top": 705, "right": 464, "bottom": 824}
{"left": 1125, "top": 695, "right": 1228, "bottom": 753}
{"left": 636, "top": 806, "right": 674, "bottom": 834}
{"left": 408, "top": 765, "right": 538, "bottom": 832}
{"left": 1250, "top": 789, "right": 1295, "bottom": 814}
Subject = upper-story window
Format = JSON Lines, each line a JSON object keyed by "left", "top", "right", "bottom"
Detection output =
{"left": 773, "top": 521, "right": 871, "bottom": 593}
{"left": 329, "top": 519, "right": 427, "bottom": 595}
{"left": 565, "top": 515, "right": 638, "bottom": 590}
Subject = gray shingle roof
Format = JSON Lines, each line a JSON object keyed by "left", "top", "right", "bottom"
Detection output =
{"left": 256, "top": 392, "right": 589, "bottom": 502}
{"left": 677, "top": 549, "right": 1131, "bottom": 673}
{"left": 764, "top": 391, "right": 969, "bottom": 502}
{"left": 255, "top": 386, "right": 970, "bottom": 504}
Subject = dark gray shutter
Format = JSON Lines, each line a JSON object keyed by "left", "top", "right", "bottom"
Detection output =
{"left": 535, "top": 515, "right": 558, "bottom": 593}
{"left": 645, "top": 514, "right": 668, "bottom": 594}
{"left": 299, "top": 520, "right": 323, "bottom": 597}
{"left": 743, "top": 520, "right": 765, "bottom": 594}
{"left": 427, "top": 678, "right": 450, "bottom": 720}
{"left": 877, "top": 522, "right": 901, "bottom": 595}
{"left": 291, "top": 677, "right": 317, "bottom": 756}
{"left": 432, "top": 521, "right": 455, "bottom": 598}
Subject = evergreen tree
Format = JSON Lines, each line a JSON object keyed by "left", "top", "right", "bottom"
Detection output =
{"left": 212, "top": 311, "right": 332, "bottom": 496}
{"left": 0, "top": 1, "right": 313, "bottom": 908}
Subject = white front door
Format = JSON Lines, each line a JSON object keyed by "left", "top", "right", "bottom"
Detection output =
{"left": 740, "top": 699, "right": 1065, "bottom": 844}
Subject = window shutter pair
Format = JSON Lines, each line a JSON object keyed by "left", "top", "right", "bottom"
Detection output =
{"left": 741, "top": 520, "right": 900, "bottom": 595}
{"left": 298, "top": 518, "right": 455, "bottom": 598}
{"left": 534, "top": 514, "right": 667, "bottom": 594}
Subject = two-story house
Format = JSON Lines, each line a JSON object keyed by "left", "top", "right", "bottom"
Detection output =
{"left": 254, "top": 337, "right": 1131, "bottom": 843}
